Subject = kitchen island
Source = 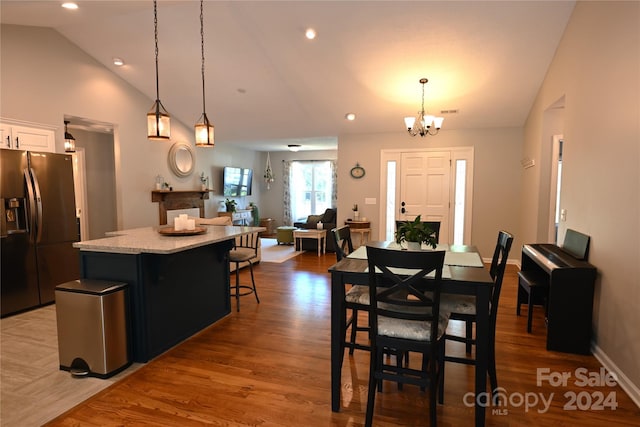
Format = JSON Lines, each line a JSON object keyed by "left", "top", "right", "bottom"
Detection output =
{"left": 74, "top": 225, "right": 263, "bottom": 363}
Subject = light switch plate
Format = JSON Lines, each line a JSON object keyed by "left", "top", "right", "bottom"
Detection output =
{"left": 365, "top": 198, "right": 376, "bottom": 205}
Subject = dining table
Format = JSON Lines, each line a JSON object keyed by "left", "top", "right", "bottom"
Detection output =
{"left": 328, "top": 241, "right": 494, "bottom": 427}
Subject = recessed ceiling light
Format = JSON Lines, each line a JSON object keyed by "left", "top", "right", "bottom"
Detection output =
{"left": 305, "top": 28, "right": 316, "bottom": 40}
{"left": 288, "top": 144, "right": 301, "bottom": 152}
{"left": 345, "top": 113, "right": 356, "bottom": 121}
{"left": 62, "top": 2, "right": 78, "bottom": 10}
{"left": 112, "top": 57, "right": 125, "bottom": 66}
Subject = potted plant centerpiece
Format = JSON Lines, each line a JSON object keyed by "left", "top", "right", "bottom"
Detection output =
{"left": 225, "top": 198, "right": 237, "bottom": 213}
{"left": 395, "top": 215, "right": 438, "bottom": 250}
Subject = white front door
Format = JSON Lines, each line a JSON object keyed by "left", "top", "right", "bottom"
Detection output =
{"left": 399, "top": 151, "right": 451, "bottom": 243}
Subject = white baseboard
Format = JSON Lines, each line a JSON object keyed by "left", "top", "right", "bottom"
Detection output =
{"left": 592, "top": 343, "right": 640, "bottom": 409}
{"left": 481, "top": 257, "right": 520, "bottom": 267}
{"left": 496, "top": 258, "right": 639, "bottom": 408}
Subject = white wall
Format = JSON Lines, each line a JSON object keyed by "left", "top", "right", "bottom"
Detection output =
{"left": 521, "top": 1, "right": 639, "bottom": 399}
{"left": 338, "top": 128, "right": 522, "bottom": 259}
{"left": 0, "top": 24, "right": 262, "bottom": 229}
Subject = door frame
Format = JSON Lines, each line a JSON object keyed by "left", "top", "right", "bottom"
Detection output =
{"left": 71, "top": 147, "right": 89, "bottom": 241}
{"left": 378, "top": 146, "right": 474, "bottom": 244}
{"left": 548, "top": 134, "right": 563, "bottom": 243}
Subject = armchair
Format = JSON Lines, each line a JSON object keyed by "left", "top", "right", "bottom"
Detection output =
{"left": 293, "top": 208, "right": 337, "bottom": 252}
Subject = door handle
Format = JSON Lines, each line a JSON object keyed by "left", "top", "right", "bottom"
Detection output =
{"left": 28, "top": 168, "right": 43, "bottom": 243}
{"left": 15, "top": 137, "right": 19, "bottom": 149}
{"left": 5, "top": 136, "right": 10, "bottom": 148}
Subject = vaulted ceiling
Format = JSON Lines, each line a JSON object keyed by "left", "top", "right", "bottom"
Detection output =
{"left": 1, "top": 1, "right": 575, "bottom": 151}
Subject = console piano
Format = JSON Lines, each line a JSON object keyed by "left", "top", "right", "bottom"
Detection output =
{"left": 520, "top": 242, "right": 597, "bottom": 355}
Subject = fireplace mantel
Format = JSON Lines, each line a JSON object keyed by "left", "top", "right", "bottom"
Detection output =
{"left": 151, "top": 190, "right": 211, "bottom": 225}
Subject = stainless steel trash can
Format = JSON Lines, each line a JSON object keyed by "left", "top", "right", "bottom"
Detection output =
{"left": 55, "top": 279, "right": 130, "bottom": 378}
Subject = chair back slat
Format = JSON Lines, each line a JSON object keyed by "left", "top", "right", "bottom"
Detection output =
{"left": 234, "top": 232, "right": 260, "bottom": 256}
{"left": 331, "top": 226, "right": 354, "bottom": 261}
{"left": 366, "top": 246, "right": 446, "bottom": 343}
{"left": 488, "top": 230, "right": 514, "bottom": 321}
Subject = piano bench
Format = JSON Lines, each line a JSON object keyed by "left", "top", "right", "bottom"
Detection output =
{"left": 517, "top": 270, "right": 550, "bottom": 333}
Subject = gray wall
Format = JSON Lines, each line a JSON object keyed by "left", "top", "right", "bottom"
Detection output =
{"left": 520, "top": 1, "right": 639, "bottom": 398}
{"left": 73, "top": 128, "right": 117, "bottom": 239}
{"left": 337, "top": 128, "right": 522, "bottom": 260}
{"left": 0, "top": 24, "right": 262, "bottom": 228}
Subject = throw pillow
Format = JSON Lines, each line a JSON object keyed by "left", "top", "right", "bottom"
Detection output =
{"left": 322, "top": 208, "right": 336, "bottom": 224}
{"left": 306, "top": 214, "right": 324, "bottom": 225}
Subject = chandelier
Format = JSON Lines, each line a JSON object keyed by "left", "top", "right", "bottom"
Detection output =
{"left": 147, "top": 0, "right": 171, "bottom": 140}
{"left": 194, "top": 0, "right": 214, "bottom": 147}
{"left": 404, "top": 78, "right": 443, "bottom": 137}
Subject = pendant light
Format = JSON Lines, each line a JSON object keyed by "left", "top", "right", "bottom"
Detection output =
{"left": 147, "top": 0, "right": 171, "bottom": 140}
{"left": 64, "top": 120, "right": 76, "bottom": 153}
{"left": 194, "top": 0, "right": 214, "bottom": 147}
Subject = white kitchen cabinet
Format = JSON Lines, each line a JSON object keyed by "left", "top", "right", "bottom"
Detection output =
{"left": 0, "top": 119, "right": 56, "bottom": 152}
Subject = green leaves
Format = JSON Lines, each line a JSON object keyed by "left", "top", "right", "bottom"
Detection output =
{"left": 395, "top": 215, "right": 437, "bottom": 249}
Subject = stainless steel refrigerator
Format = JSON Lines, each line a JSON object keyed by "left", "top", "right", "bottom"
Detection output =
{"left": 1, "top": 150, "right": 80, "bottom": 317}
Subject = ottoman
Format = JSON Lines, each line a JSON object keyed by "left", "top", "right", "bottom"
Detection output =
{"left": 276, "top": 226, "right": 296, "bottom": 245}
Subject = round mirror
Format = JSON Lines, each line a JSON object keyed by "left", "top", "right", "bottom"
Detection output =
{"left": 168, "top": 142, "right": 195, "bottom": 177}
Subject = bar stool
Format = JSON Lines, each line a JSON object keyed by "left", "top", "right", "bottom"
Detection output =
{"left": 229, "top": 232, "right": 260, "bottom": 311}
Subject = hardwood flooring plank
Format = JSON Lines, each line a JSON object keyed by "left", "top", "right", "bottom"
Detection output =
{"left": 4, "top": 252, "right": 638, "bottom": 426}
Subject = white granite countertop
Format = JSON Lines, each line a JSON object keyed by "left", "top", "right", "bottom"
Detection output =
{"left": 73, "top": 225, "right": 265, "bottom": 255}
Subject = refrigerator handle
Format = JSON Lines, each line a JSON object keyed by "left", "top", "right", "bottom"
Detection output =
{"left": 24, "top": 169, "right": 36, "bottom": 243}
{"left": 27, "top": 168, "right": 43, "bottom": 243}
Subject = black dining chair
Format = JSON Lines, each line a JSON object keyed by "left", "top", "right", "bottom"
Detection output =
{"left": 438, "top": 230, "right": 513, "bottom": 401}
{"left": 331, "top": 226, "right": 370, "bottom": 354}
{"left": 364, "top": 245, "right": 448, "bottom": 427}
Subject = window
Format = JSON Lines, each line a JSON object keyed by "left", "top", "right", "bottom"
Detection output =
{"left": 453, "top": 159, "right": 467, "bottom": 245}
{"left": 290, "top": 161, "right": 334, "bottom": 221}
{"left": 385, "top": 160, "right": 397, "bottom": 241}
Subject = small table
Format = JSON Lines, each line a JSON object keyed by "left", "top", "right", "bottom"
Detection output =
{"left": 293, "top": 229, "right": 327, "bottom": 256}
{"left": 345, "top": 220, "right": 371, "bottom": 248}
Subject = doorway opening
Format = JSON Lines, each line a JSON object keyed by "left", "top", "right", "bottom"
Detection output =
{"left": 548, "top": 135, "right": 563, "bottom": 243}
{"left": 379, "top": 147, "right": 474, "bottom": 244}
{"left": 65, "top": 116, "right": 117, "bottom": 240}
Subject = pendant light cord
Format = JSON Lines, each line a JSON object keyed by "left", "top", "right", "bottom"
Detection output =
{"left": 420, "top": 80, "right": 426, "bottom": 116}
{"left": 154, "top": 0, "right": 160, "bottom": 104}
{"left": 200, "top": 0, "right": 206, "bottom": 114}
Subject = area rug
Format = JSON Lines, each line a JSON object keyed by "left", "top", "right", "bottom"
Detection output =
{"left": 259, "top": 238, "right": 303, "bottom": 263}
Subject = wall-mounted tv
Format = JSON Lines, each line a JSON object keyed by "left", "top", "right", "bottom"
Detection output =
{"left": 223, "top": 166, "right": 253, "bottom": 197}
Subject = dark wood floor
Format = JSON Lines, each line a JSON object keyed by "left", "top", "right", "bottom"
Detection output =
{"left": 46, "top": 251, "right": 640, "bottom": 426}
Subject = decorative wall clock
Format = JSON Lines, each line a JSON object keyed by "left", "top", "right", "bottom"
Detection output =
{"left": 350, "top": 163, "right": 365, "bottom": 179}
